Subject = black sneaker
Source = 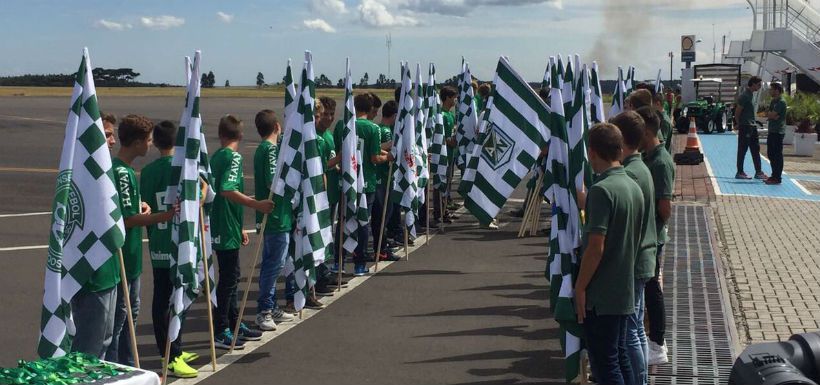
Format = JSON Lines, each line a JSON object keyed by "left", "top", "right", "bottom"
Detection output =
{"left": 327, "top": 276, "right": 349, "bottom": 287}
{"left": 237, "top": 323, "right": 262, "bottom": 341}
{"left": 214, "top": 329, "right": 245, "bottom": 350}
{"left": 314, "top": 285, "right": 335, "bottom": 297}
{"left": 305, "top": 296, "right": 325, "bottom": 310}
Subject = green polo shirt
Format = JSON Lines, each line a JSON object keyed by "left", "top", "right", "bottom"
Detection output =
{"left": 253, "top": 140, "right": 293, "bottom": 234}
{"left": 659, "top": 110, "right": 673, "bottom": 153}
{"left": 737, "top": 89, "right": 757, "bottom": 127}
{"left": 210, "top": 147, "right": 244, "bottom": 250}
{"left": 623, "top": 154, "right": 657, "bottom": 280}
{"left": 768, "top": 97, "right": 787, "bottom": 135}
{"left": 583, "top": 166, "right": 644, "bottom": 315}
{"left": 644, "top": 144, "right": 675, "bottom": 245}
{"left": 113, "top": 157, "right": 142, "bottom": 280}
{"left": 376, "top": 124, "right": 393, "bottom": 186}
{"left": 140, "top": 155, "right": 174, "bottom": 269}
{"left": 318, "top": 129, "right": 339, "bottom": 205}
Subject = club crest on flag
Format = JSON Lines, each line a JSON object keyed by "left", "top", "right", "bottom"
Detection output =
{"left": 48, "top": 174, "right": 85, "bottom": 273}
{"left": 480, "top": 123, "right": 514, "bottom": 170}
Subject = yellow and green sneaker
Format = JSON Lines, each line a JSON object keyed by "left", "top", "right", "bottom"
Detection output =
{"left": 179, "top": 351, "right": 199, "bottom": 364}
{"left": 168, "top": 356, "right": 198, "bottom": 378}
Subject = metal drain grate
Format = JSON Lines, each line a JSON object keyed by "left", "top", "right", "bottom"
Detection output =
{"left": 649, "top": 204, "right": 735, "bottom": 385}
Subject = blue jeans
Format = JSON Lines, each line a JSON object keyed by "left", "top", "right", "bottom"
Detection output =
{"left": 584, "top": 311, "right": 633, "bottom": 385}
{"left": 257, "top": 232, "right": 290, "bottom": 313}
{"left": 71, "top": 286, "right": 117, "bottom": 359}
{"left": 627, "top": 278, "right": 650, "bottom": 385}
{"left": 106, "top": 277, "right": 140, "bottom": 366}
{"left": 355, "top": 192, "right": 375, "bottom": 264}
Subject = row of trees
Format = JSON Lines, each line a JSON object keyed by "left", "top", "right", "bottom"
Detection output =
{"left": 0, "top": 67, "right": 169, "bottom": 87}
{"left": 255, "top": 71, "right": 399, "bottom": 89}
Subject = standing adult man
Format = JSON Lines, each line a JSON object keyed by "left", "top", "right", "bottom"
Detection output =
{"left": 734, "top": 76, "right": 766, "bottom": 180}
{"left": 765, "top": 83, "right": 787, "bottom": 185}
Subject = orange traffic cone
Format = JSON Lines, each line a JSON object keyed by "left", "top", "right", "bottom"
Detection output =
{"left": 674, "top": 117, "right": 704, "bottom": 165}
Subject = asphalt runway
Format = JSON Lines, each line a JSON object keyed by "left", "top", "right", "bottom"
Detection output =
{"left": 0, "top": 95, "right": 560, "bottom": 384}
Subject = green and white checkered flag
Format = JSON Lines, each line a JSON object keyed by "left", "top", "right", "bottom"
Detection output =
{"left": 461, "top": 57, "right": 551, "bottom": 225}
{"left": 562, "top": 56, "right": 574, "bottom": 105}
{"left": 567, "top": 63, "right": 589, "bottom": 250}
{"left": 391, "top": 62, "right": 419, "bottom": 231}
{"left": 414, "top": 63, "right": 429, "bottom": 205}
{"left": 165, "top": 50, "right": 210, "bottom": 342}
{"left": 272, "top": 59, "right": 304, "bottom": 207}
{"left": 455, "top": 61, "right": 478, "bottom": 168}
{"left": 340, "top": 58, "right": 367, "bottom": 253}
{"left": 544, "top": 81, "right": 583, "bottom": 383}
{"left": 590, "top": 62, "right": 606, "bottom": 123}
{"left": 541, "top": 59, "right": 551, "bottom": 91}
{"left": 625, "top": 65, "right": 636, "bottom": 96}
{"left": 292, "top": 51, "right": 333, "bottom": 311}
{"left": 426, "top": 64, "right": 448, "bottom": 193}
{"left": 610, "top": 66, "right": 625, "bottom": 118}
{"left": 458, "top": 95, "right": 492, "bottom": 197}
{"left": 655, "top": 68, "right": 663, "bottom": 95}
{"left": 38, "top": 48, "right": 126, "bottom": 358}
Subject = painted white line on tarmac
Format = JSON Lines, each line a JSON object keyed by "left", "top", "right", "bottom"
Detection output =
{"left": 0, "top": 212, "right": 50, "bottom": 218}
{"left": 0, "top": 114, "right": 64, "bottom": 124}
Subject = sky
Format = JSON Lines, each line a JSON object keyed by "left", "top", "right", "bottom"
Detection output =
{"left": 0, "top": 0, "right": 757, "bottom": 86}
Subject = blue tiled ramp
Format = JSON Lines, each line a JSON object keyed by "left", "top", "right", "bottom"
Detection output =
{"left": 699, "top": 133, "right": 820, "bottom": 201}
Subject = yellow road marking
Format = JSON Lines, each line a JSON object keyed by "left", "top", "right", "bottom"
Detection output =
{"left": 0, "top": 166, "right": 58, "bottom": 173}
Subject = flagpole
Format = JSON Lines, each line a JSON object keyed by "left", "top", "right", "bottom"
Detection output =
{"left": 116, "top": 248, "right": 140, "bottom": 368}
{"left": 374, "top": 162, "right": 393, "bottom": 273}
{"left": 161, "top": 334, "right": 171, "bottom": 385}
{"left": 425, "top": 167, "right": 431, "bottom": 245}
{"left": 229, "top": 189, "right": 274, "bottom": 353}
{"left": 403, "top": 217, "right": 409, "bottom": 260}
{"left": 336, "top": 191, "right": 344, "bottom": 292}
{"left": 199, "top": 207, "right": 218, "bottom": 370}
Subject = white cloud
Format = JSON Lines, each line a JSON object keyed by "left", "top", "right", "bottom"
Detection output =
{"left": 358, "top": 0, "right": 420, "bottom": 27}
{"left": 94, "top": 19, "right": 131, "bottom": 31}
{"left": 304, "top": 18, "right": 337, "bottom": 33}
{"left": 140, "top": 15, "right": 185, "bottom": 30}
{"left": 310, "top": 0, "right": 348, "bottom": 14}
{"left": 216, "top": 11, "right": 234, "bottom": 23}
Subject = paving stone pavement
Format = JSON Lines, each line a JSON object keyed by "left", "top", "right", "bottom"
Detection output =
{"left": 714, "top": 195, "right": 820, "bottom": 345}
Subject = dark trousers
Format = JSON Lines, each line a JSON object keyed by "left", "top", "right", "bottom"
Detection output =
{"left": 584, "top": 311, "right": 633, "bottom": 385}
{"left": 152, "top": 268, "right": 183, "bottom": 360}
{"left": 355, "top": 193, "right": 375, "bottom": 264}
{"left": 737, "top": 124, "right": 762, "bottom": 175}
{"left": 214, "top": 249, "right": 240, "bottom": 332}
{"left": 645, "top": 244, "right": 667, "bottom": 346}
{"left": 767, "top": 132, "right": 784, "bottom": 180}
{"left": 371, "top": 186, "right": 389, "bottom": 254}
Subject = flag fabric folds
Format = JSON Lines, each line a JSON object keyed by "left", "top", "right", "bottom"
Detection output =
{"left": 38, "top": 47, "right": 126, "bottom": 358}
{"left": 414, "top": 63, "right": 429, "bottom": 205}
{"left": 391, "top": 62, "right": 419, "bottom": 232}
{"left": 427, "top": 64, "right": 448, "bottom": 193}
{"left": 340, "top": 58, "right": 367, "bottom": 253}
{"left": 609, "top": 66, "right": 626, "bottom": 118}
{"left": 455, "top": 61, "right": 478, "bottom": 169}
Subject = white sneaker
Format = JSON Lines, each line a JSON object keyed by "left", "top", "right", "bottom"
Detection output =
{"left": 487, "top": 219, "right": 499, "bottom": 230}
{"left": 255, "top": 311, "right": 277, "bottom": 331}
{"left": 272, "top": 308, "right": 295, "bottom": 323}
{"left": 648, "top": 341, "right": 669, "bottom": 365}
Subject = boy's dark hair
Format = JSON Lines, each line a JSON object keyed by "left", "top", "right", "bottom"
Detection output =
{"left": 538, "top": 88, "right": 550, "bottom": 102}
{"left": 440, "top": 86, "right": 457, "bottom": 100}
{"left": 118, "top": 114, "right": 153, "bottom": 147}
{"left": 218, "top": 114, "right": 243, "bottom": 140}
{"left": 588, "top": 122, "right": 624, "bottom": 162}
{"left": 652, "top": 92, "right": 665, "bottom": 106}
{"left": 394, "top": 86, "right": 401, "bottom": 102}
{"left": 319, "top": 96, "right": 336, "bottom": 112}
{"left": 770, "top": 82, "right": 784, "bottom": 93}
{"left": 369, "top": 92, "right": 382, "bottom": 112}
{"left": 628, "top": 89, "right": 653, "bottom": 109}
{"left": 748, "top": 76, "right": 763, "bottom": 87}
{"left": 354, "top": 93, "right": 373, "bottom": 114}
{"left": 255, "top": 109, "right": 279, "bottom": 138}
{"left": 101, "top": 112, "right": 117, "bottom": 126}
{"left": 635, "top": 106, "right": 661, "bottom": 136}
{"left": 634, "top": 82, "right": 656, "bottom": 97}
{"left": 382, "top": 100, "right": 398, "bottom": 118}
{"left": 153, "top": 120, "right": 177, "bottom": 150}
{"left": 609, "top": 111, "right": 645, "bottom": 150}
{"left": 478, "top": 83, "right": 491, "bottom": 98}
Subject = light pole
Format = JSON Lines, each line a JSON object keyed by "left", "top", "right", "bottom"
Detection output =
{"left": 669, "top": 51, "right": 674, "bottom": 82}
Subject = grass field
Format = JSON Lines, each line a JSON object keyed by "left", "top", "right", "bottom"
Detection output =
{"left": 0, "top": 85, "right": 399, "bottom": 100}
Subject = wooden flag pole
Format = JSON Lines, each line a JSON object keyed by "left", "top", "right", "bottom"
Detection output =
{"left": 374, "top": 162, "right": 394, "bottom": 273}
{"left": 518, "top": 177, "right": 540, "bottom": 237}
{"left": 161, "top": 334, "right": 172, "bottom": 385}
{"left": 336, "top": 194, "right": 344, "bottom": 292}
{"left": 403, "top": 219, "right": 410, "bottom": 261}
{"left": 229, "top": 189, "right": 275, "bottom": 353}
{"left": 425, "top": 159, "right": 431, "bottom": 245}
{"left": 116, "top": 248, "right": 140, "bottom": 368}
{"left": 199, "top": 207, "right": 218, "bottom": 371}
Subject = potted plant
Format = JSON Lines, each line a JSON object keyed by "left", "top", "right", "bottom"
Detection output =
{"left": 782, "top": 94, "right": 797, "bottom": 144}
{"left": 792, "top": 93, "right": 819, "bottom": 156}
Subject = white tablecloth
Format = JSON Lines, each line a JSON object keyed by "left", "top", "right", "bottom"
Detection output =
{"left": 98, "top": 362, "right": 160, "bottom": 385}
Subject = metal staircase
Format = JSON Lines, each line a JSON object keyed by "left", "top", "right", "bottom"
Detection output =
{"left": 746, "top": 0, "right": 820, "bottom": 84}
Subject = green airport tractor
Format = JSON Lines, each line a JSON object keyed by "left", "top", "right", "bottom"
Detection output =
{"left": 676, "top": 78, "right": 731, "bottom": 134}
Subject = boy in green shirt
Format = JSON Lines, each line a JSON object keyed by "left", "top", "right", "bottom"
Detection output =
{"left": 210, "top": 115, "right": 273, "bottom": 349}
{"left": 575, "top": 122, "right": 644, "bottom": 385}
{"left": 612, "top": 111, "right": 658, "bottom": 384}
{"left": 637, "top": 106, "right": 675, "bottom": 365}
{"left": 765, "top": 82, "right": 787, "bottom": 184}
{"left": 439, "top": 86, "right": 458, "bottom": 220}
{"left": 374, "top": 100, "right": 401, "bottom": 261}
{"left": 140, "top": 120, "right": 198, "bottom": 377}
{"left": 252, "top": 109, "right": 299, "bottom": 331}
{"left": 107, "top": 115, "right": 176, "bottom": 366}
